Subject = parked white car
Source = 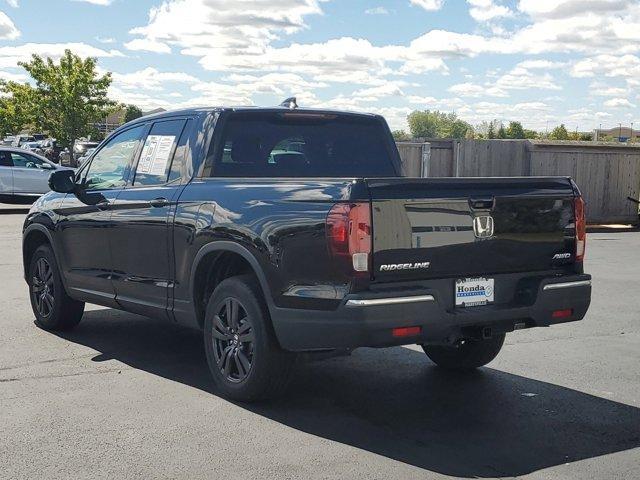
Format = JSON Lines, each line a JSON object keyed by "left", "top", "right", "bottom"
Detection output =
{"left": 0, "top": 147, "right": 73, "bottom": 204}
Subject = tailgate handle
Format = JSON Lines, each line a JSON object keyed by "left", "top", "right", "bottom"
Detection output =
{"left": 469, "top": 197, "right": 495, "bottom": 210}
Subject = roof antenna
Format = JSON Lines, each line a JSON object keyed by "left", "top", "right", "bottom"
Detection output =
{"left": 280, "top": 97, "right": 298, "bottom": 110}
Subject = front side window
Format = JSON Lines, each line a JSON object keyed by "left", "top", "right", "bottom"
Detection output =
{"left": 83, "top": 125, "right": 145, "bottom": 191}
{"left": 11, "top": 152, "right": 47, "bottom": 169}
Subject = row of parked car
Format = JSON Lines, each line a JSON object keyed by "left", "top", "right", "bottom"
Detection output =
{"left": 2, "top": 134, "right": 98, "bottom": 168}
{"left": 0, "top": 133, "right": 100, "bottom": 204}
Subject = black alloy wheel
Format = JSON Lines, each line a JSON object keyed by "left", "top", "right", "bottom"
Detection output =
{"left": 211, "top": 297, "right": 255, "bottom": 383}
{"left": 31, "top": 257, "right": 55, "bottom": 318}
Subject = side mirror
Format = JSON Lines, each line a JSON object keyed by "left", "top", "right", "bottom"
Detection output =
{"left": 39, "top": 163, "right": 54, "bottom": 170}
{"left": 48, "top": 169, "right": 76, "bottom": 193}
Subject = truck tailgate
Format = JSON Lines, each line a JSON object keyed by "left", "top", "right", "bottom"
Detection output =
{"left": 367, "top": 177, "right": 577, "bottom": 281}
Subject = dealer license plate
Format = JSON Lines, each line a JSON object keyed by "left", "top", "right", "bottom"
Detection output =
{"left": 455, "top": 277, "right": 494, "bottom": 307}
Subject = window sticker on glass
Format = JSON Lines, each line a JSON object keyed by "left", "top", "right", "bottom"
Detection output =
{"left": 137, "top": 135, "right": 175, "bottom": 176}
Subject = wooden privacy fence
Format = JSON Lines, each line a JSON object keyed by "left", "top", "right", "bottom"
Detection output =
{"left": 396, "top": 140, "right": 640, "bottom": 224}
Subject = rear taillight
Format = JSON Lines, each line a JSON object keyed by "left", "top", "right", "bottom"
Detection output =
{"left": 326, "top": 202, "right": 372, "bottom": 274}
{"left": 574, "top": 196, "right": 586, "bottom": 262}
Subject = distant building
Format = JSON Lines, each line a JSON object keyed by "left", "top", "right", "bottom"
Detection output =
{"left": 93, "top": 109, "right": 126, "bottom": 136}
{"left": 594, "top": 126, "right": 640, "bottom": 142}
{"left": 92, "top": 107, "right": 167, "bottom": 136}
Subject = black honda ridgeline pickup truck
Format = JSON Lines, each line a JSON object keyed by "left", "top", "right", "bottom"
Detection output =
{"left": 23, "top": 105, "right": 591, "bottom": 401}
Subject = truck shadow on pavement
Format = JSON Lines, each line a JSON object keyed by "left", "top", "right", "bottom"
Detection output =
{"left": 59, "top": 309, "right": 640, "bottom": 479}
{"left": 0, "top": 207, "right": 30, "bottom": 215}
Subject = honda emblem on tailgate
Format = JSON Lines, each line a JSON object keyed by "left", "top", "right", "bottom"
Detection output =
{"left": 473, "top": 215, "right": 494, "bottom": 238}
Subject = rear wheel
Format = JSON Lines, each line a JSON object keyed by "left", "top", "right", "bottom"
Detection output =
{"left": 203, "top": 275, "right": 296, "bottom": 401}
{"left": 28, "top": 244, "right": 84, "bottom": 331}
{"left": 422, "top": 334, "right": 505, "bottom": 370}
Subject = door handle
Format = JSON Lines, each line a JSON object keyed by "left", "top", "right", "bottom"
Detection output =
{"left": 149, "top": 197, "right": 169, "bottom": 208}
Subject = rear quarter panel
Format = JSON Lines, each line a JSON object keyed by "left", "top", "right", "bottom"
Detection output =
{"left": 172, "top": 178, "right": 362, "bottom": 323}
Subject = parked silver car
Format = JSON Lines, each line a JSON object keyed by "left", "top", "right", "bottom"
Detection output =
{"left": 0, "top": 147, "right": 73, "bottom": 204}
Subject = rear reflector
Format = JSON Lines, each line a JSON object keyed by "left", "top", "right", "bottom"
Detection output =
{"left": 552, "top": 308, "right": 573, "bottom": 319}
{"left": 392, "top": 326, "right": 422, "bottom": 337}
{"left": 574, "top": 197, "right": 586, "bottom": 262}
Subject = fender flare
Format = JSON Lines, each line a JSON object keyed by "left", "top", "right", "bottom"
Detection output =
{"left": 22, "top": 223, "right": 60, "bottom": 281}
{"left": 189, "top": 241, "right": 276, "bottom": 313}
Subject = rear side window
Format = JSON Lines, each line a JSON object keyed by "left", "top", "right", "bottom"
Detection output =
{"left": 133, "top": 119, "right": 187, "bottom": 186}
{"left": 209, "top": 112, "right": 397, "bottom": 178}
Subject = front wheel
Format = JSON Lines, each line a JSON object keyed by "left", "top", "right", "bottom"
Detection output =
{"left": 28, "top": 244, "right": 84, "bottom": 331}
{"left": 203, "top": 275, "right": 296, "bottom": 402}
{"left": 422, "top": 334, "right": 505, "bottom": 370}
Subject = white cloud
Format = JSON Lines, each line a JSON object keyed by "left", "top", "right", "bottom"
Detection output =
{"left": 589, "top": 82, "right": 628, "bottom": 97}
{"left": 603, "top": 97, "right": 636, "bottom": 108}
{"left": 448, "top": 82, "right": 507, "bottom": 97}
{"left": 571, "top": 54, "right": 640, "bottom": 79}
{"left": 0, "top": 42, "right": 122, "bottom": 68}
{"left": 365, "top": 6, "right": 389, "bottom": 15}
{"left": 517, "top": 0, "right": 634, "bottom": 20}
{"left": 124, "top": 38, "right": 171, "bottom": 54}
{"left": 129, "top": 0, "right": 323, "bottom": 58}
{"left": 467, "top": 0, "right": 512, "bottom": 22}
{"left": 353, "top": 83, "right": 405, "bottom": 101}
{"left": 515, "top": 59, "right": 565, "bottom": 70}
{"left": 406, "top": 95, "right": 439, "bottom": 105}
{"left": 447, "top": 59, "right": 561, "bottom": 100}
{"left": 95, "top": 36, "right": 116, "bottom": 44}
{"left": 494, "top": 65, "right": 561, "bottom": 91}
{"left": 462, "top": 100, "right": 555, "bottom": 129}
{"left": 0, "top": 68, "right": 25, "bottom": 82}
{"left": 72, "top": 0, "right": 114, "bottom": 5}
{"left": 5, "top": 0, "right": 18, "bottom": 7}
{"left": 220, "top": 72, "right": 327, "bottom": 94}
{"left": 111, "top": 67, "right": 200, "bottom": 91}
{"left": 0, "top": 11, "right": 19, "bottom": 39}
{"left": 407, "top": 30, "right": 510, "bottom": 57}
{"left": 511, "top": 2, "right": 640, "bottom": 55}
{"left": 410, "top": 0, "right": 445, "bottom": 11}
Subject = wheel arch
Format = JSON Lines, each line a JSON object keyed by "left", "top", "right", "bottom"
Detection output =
{"left": 190, "top": 241, "right": 275, "bottom": 329}
{"left": 22, "top": 224, "right": 56, "bottom": 281}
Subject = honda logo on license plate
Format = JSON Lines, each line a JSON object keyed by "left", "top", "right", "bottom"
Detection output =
{"left": 473, "top": 215, "right": 494, "bottom": 238}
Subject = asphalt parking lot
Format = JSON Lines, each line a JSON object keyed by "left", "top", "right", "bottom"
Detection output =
{"left": 0, "top": 204, "right": 638, "bottom": 480}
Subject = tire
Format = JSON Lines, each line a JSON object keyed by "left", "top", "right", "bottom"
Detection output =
{"left": 422, "top": 334, "right": 505, "bottom": 370}
{"left": 203, "top": 274, "right": 296, "bottom": 402}
{"left": 28, "top": 244, "right": 84, "bottom": 331}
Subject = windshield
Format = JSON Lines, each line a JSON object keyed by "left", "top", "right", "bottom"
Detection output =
{"left": 210, "top": 112, "right": 397, "bottom": 178}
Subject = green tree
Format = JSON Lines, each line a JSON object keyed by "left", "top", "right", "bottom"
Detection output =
{"left": 0, "top": 81, "right": 39, "bottom": 136}
{"left": 523, "top": 128, "right": 539, "bottom": 139}
{"left": 407, "top": 110, "right": 472, "bottom": 139}
{"left": 392, "top": 129, "right": 411, "bottom": 141}
{"left": 487, "top": 121, "right": 496, "bottom": 139}
{"left": 549, "top": 124, "right": 569, "bottom": 140}
{"left": 497, "top": 123, "right": 507, "bottom": 139}
{"left": 16, "top": 49, "right": 114, "bottom": 148}
{"left": 579, "top": 132, "right": 593, "bottom": 141}
{"left": 124, "top": 104, "right": 143, "bottom": 123}
{"left": 506, "top": 121, "right": 525, "bottom": 139}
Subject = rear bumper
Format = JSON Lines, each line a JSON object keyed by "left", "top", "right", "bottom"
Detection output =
{"left": 271, "top": 274, "right": 592, "bottom": 351}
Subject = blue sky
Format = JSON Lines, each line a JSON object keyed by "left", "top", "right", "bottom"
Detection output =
{"left": 0, "top": 0, "right": 639, "bottom": 132}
